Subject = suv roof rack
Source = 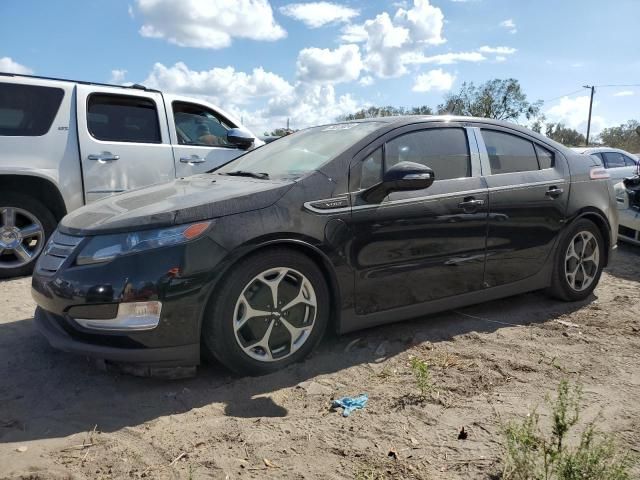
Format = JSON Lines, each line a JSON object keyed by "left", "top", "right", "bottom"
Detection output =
{"left": 0, "top": 72, "right": 161, "bottom": 93}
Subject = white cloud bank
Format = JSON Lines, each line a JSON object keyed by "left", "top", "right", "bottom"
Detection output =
{"left": 412, "top": 69, "right": 455, "bottom": 92}
{"left": 280, "top": 2, "right": 359, "bottom": 28}
{"left": 296, "top": 44, "right": 363, "bottom": 84}
{"left": 0, "top": 57, "right": 33, "bottom": 74}
{"left": 545, "top": 95, "right": 606, "bottom": 135}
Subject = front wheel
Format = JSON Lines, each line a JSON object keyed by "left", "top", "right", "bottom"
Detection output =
{"left": 202, "top": 249, "right": 329, "bottom": 376}
{"left": 548, "top": 219, "right": 605, "bottom": 301}
{"left": 0, "top": 193, "right": 57, "bottom": 279}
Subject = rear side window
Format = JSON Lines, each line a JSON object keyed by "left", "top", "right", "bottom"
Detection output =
{"left": 385, "top": 128, "right": 471, "bottom": 180}
{"left": 0, "top": 83, "right": 64, "bottom": 136}
{"left": 87, "top": 94, "right": 161, "bottom": 143}
{"left": 602, "top": 152, "right": 626, "bottom": 169}
{"left": 482, "top": 130, "right": 539, "bottom": 174}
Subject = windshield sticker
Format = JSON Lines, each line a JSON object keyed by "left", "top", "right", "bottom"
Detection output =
{"left": 321, "top": 124, "right": 360, "bottom": 131}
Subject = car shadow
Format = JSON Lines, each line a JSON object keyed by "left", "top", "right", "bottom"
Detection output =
{"left": 0, "top": 288, "right": 593, "bottom": 444}
{"left": 604, "top": 242, "right": 640, "bottom": 283}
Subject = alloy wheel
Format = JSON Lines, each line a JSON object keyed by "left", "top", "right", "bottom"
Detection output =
{"left": 0, "top": 207, "right": 45, "bottom": 270}
{"left": 233, "top": 267, "right": 317, "bottom": 362}
{"left": 564, "top": 230, "right": 599, "bottom": 292}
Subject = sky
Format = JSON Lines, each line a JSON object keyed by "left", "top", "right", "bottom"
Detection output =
{"left": 1, "top": 0, "right": 639, "bottom": 136}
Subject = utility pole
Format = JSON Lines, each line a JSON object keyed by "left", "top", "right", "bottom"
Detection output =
{"left": 583, "top": 85, "right": 595, "bottom": 146}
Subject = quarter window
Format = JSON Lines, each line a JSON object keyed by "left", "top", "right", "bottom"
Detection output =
{"left": 0, "top": 83, "right": 64, "bottom": 136}
{"left": 623, "top": 155, "right": 638, "bottom": 167}
{"left": 87, "top": 94, "right": 161, "bottom": 143}
{"left": 482, "top": 130, "right": 539, "bottom": 174}
{"left": 385, "top": 128, "right": 471, "bottom": 180}
{"left": 173, "top": 102, "right": 232, "bottom": 147}
{"left": 535, "top": 144, "right": 555, "bottom": 169}
{"left": 360, "top": 148, "right": 383, "bottom": 189}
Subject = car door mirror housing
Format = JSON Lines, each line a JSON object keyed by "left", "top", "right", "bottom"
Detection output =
{"left": 361, "top": 161, "right": 435, "bottom": 203}
{"left": 227, "top": 128, "right": 255, "bottom": 149}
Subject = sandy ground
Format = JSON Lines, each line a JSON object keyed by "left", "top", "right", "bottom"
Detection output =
{"left": 1, "top": 244, "right": 639, "bottom": 479}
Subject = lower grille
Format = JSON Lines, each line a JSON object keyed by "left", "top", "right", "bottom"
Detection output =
{"left": 37, "top": 230, "right": 84, "bottom": 274}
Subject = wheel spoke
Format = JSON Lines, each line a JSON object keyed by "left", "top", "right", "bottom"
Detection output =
{"left": 281, "top": 278, "right": 317, "bottom": 312}
{"left": 280, "top": 317, "right": 312, "bottom": 353}
{"left": 244, "top": 319, "right": 275, "bottom": 360}
{"left": 13, "top": 244, "right": 32, "bottom": 262}
{"left": 260, "top": 268, "right": 287, "bottom": 309}
{"left": 1, "top": 207, "right": 16, "bottom": 228}
{"left": 234, "top": 293, "right": 271, "bottom": 330}
{"left": 20, "top": 223, "right": 43, "bottom": 238}
{"left": 566, "top": 240, "right": 579, "bottom": 260}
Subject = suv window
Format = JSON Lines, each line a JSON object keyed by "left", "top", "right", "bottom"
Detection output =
{"left": 482, "top": 130, "right": 539, "bottom": 174}
{"left": 0, "top": 83, "right": 64, "bottom": 136}
{"left": 602, "top": 152, "right": 626, "bottom": 169}
{"left": 385, "top": 128, "right": 471, "bottom": 180}
{"left": 87, "top": 94, "right": 161, "bottom": 143}
{"left": 173, "top": 102, "right": 232, "bottom": 147}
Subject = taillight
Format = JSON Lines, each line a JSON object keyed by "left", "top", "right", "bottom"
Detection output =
{"left": 589, "top": 167, "right": 610, "bottom": 180}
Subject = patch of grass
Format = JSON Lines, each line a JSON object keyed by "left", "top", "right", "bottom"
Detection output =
{"left": 410, "top": 357, "right": 433, "bottom": 398}
{"left": 355, "top": 466, "right": 386, "bottom": 480}
{"left": 501, "top": 380, "right": 632, "bottom": 480}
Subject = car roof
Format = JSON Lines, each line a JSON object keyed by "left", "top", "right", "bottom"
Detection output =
{"left": 572, "top": 146, "right": 638, "bottom": 158}
{"left": 0, "top": 72, "right": 159, "bottom": 93}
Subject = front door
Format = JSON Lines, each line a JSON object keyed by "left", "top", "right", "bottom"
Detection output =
{"left": 348, "top": 125, "right": 488, "bottom": 315}
{"left": 475, "top": 127, "right": 570, "bottom": 287}
{"left": 166, "top": 99, "right": 247, "bottom": 177}
{"left": 76, "top": 85, "right": 175, "bottom": 202}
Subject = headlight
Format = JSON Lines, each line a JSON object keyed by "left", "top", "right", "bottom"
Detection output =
{"left": 76, "top": 221, "right": 212, "bottom": 265}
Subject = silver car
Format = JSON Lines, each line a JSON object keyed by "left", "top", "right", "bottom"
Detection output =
{"left": 572, "top": 147, "right": 639, "bottom": 185}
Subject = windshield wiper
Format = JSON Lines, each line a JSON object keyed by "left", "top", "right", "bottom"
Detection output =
{"left": 222, "top": 170, "right": 270, "bottom": 179}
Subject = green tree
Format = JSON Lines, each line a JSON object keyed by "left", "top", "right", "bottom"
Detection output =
{"left": 598, "top": 120, "right": 640, "bottom": 152}
{"left": 545, "top": 123, "right": 586, "bottom": 147}
{"left": 339, "top": 105, "right": 433, "bottom": 121}
{"left": 437, "top": 78, "right": 542, "bottom": 122}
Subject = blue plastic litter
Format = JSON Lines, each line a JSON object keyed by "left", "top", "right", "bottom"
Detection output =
{"left": 331, "top": 394, "right": 368, "bottom": 417}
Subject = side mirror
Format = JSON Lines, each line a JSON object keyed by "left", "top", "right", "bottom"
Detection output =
{"left": 361, "top": 161, "right": 435, "bottom": 203}
{"left": 227, "top": 128, "right": 255, "bottom": 149}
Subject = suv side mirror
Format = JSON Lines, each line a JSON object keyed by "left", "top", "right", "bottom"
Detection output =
{"left": 361, "top": 161, "right": 435, "bottom": 203}
{"left": 227, "top": 128, "right": 255, "bottom": 149}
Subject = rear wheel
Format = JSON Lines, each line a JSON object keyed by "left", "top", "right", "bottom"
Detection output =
{"left": 0, "top": 193, "right": 57, "bottom": 278}
{"left": 202, "top": 249, "right": 329, "bottom": 376}
{"left": 548, "top": 219, "right": 605, "bottom": 301}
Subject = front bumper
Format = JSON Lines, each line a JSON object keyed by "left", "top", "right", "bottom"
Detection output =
{"left": 617, "top": 207, "right": 640, "bottom": 246}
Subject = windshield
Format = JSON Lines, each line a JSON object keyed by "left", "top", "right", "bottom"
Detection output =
{"left": 216, "top": 122, "right": 382, "bottom": 179}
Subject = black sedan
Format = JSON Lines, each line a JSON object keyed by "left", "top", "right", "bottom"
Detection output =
{"left": 32, "top": 117, "right": 618, "bottom": 376}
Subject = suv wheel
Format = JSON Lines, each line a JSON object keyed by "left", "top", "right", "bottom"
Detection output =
{"left": 548, "top": 219, "right": 605, "bottom": 301}
{"left": 0, "top": 193, "right": 57, "bottom": 278}
{"left": 202, "top": 249, "right": 329, "bottom": 376}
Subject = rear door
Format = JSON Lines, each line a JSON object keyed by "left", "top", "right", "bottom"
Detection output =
{"left": 77, "top": 85, "right": 175, "bottom": 202}
{"left": 476, "top": 126, "right": 569, "bottom": 287}
{"left": 164, "top": 96, "right": 248, "bottom": 177}
{"left": 347, "top": 124, "right": 488, "bottom": 315}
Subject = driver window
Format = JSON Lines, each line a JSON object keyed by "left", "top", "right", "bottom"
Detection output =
{"left": 172, "top": 102, "right": 232, "bottom": 147}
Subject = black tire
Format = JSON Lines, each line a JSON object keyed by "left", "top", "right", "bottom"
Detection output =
{"left": 548, "top": 219, "right": 605, "bottom": 302}
{"left": 202, "top": 248, "right": 330, "bottom": 376}
{"left": 0, "top": 193, "right": 57, "bottom": 279}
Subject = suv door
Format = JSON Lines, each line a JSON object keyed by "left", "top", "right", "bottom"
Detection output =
{"left": 347, "top": 124, "right": 488, "bottom": 315}
{"left": 166, "top": 98, "right": 248, "bottom": 177}
{"left": 77, "top": 85, "right": 175, "bottom": 202}
{"left": 476, "top": 127, "right": 569, "bottom": 287}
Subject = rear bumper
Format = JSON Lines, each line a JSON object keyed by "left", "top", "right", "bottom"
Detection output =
{"left": 35, "top": 307, "right": 200, "bottom": 367}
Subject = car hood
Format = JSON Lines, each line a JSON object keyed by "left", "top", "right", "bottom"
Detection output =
{"left": 60, "top": 174, "right": 295, "bottom": 235}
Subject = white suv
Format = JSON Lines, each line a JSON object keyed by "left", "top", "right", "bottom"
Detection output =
{"left": 0, "top": 73, "right": 262, "bottom": 278}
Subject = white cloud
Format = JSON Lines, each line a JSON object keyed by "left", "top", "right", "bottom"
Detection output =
{"left": 405, "top": 51, "right": 485, "bottom": 65}
{"left": 343, "top": 0, "right": 446, "bottom": 78}
{"left": 359, "top": 75, "right": 374, "bottom": 86}
{"left": 499, "top": 18, "right": 517, "bottom": 34}
{"left": 495, "top": 55, "right": 506, "bottom": 62}
{"left": 546, "top": 95, "right": 607, "bottom": 135}
{"left": 296, "top": 44, "right": 363, "bottom": 84}
{"left": 279, "top": 2, "right": 359, "bottom": 28}
{"left": 478, "top": 45, "right": 516, "bottom": 55}
{"left": 0, "top": 57, "right": 33, "bottom": 75}
{"left": 134, "top": 0, "right": 286, "bottom": 49}
{"left": 412, "top": 69, "right": 455, "bottom": 92}
{"left": 614, "top": 90, "right": 635, "bottom": 97}
{"left": 109, "top": 69, "right": 127, "bottom": 83}
{"left": 128, "top": 4, "right": 135, "bottom": 18}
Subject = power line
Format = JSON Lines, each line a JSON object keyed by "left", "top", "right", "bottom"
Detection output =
{"left": 544, "top": 84, "right": 640, "bottom": 103}
{"left": 593, "top": 83, "right": 640, "bottom": 88}
{"left": 544, "top": 88, "right": 585, "bottom": 102}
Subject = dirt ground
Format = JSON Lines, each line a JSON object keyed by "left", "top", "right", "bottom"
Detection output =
{"left": 1, "top": 244, "right": 639, "bottom": 479}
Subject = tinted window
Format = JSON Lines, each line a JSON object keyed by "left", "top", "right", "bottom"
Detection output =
{"left": 361, "top": 148, "right": 383, "bottom": 189}
{"left": 623, "top": 155, "right": 637, "bottom": 167}
{"left": 173, "top": 102, "right": 232, "bottom": 147}
{"left": 535, "top": 144, "right": 555, "bottom": 169}
{"left": 87, "top": 94, "right": 161, "bottom": 143}
{"left": 386, "top": 128, "right": 470, "bottom": 180}
{"left": 602, "top": 152, "right": 626, "bottom": 169}
{"left": 482, "top": 130, "right": 538, "bottom": 174}
{"left": 0, "top": 83, "right": 64, "bottom": 136}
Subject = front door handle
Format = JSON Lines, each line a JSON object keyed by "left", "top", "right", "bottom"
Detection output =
{"left": 88, "top": 152, "right": 119, "bottom": 162}
{"left": 458, "top": 197, "right": 485, "bottom": 212}
{"left": 180, "top": 155, "right": 205, "bottom": 164}
{"left": 546, "top": 186, "right": 564, "bottom": 199}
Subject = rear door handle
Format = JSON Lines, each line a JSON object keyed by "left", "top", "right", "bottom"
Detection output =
{"left": 458, "top": 197, "right": 485, "bottom": 212}
{"left": 546, "top": 186, "right": 564, "bottom": 199}
{"left": 180, "top": 155, "right": 205, "bottom": 164}
{"left": 88, "top": 152, "right": 119, "bottom": 162}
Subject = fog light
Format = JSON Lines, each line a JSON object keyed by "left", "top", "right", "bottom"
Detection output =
{"left": 74, "top": 301, "right": 162, "bottom": 331}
